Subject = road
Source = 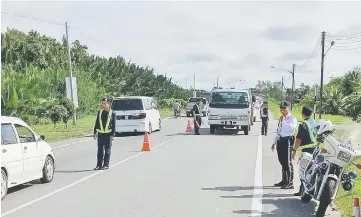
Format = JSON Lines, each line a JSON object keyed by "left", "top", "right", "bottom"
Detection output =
{"left": 1, "top": 115, "right": 342, "bottom": 217}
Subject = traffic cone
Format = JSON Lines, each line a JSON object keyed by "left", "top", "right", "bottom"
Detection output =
{"left": 185, "top": 120, "right": 193, "bottom": 134}
{"left": 141, "top": 132, "right": 151, "bottom": 151}
{"left": 353, "top": 198, "right": 360, "bottom": 217}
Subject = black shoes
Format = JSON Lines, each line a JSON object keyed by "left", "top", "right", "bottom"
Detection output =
{"left": 274, "top": 180, "right": 285, "bottom": 187}
{"left": 94, "top": 166, "right": 109, "bottom": 170}
{"left": 281, "top": 183, "right": 294, "bottom": 189}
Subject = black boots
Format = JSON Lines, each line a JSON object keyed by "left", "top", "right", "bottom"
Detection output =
{"left": 281, "top": 170, "right": 294, "bottom": 189}
{"left": 274, "top": 169, "right": 286, "bottom": 187}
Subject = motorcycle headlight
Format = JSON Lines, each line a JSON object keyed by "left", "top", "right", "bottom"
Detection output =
{"left": 337, "top": 151, "right": 352, "bottom": 163}
{"left": 348, "top": 171, "right": 357, "bottom": 180}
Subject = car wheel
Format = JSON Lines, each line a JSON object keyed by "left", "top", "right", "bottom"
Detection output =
{"left": 210, "top": 125, "right": 216, "bottom": 134}
{"left": 1, "top": 169, "right": 8, "bottom": 201}
{"left": 40, "top": 155, "right": 55, "bottom": 183}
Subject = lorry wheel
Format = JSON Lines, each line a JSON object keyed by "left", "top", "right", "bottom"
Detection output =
{"left": 244, "top": 127, "right": 249, "bottom": 135}
{"left": 210, "top": 125, "right": 216, "bottom": 134}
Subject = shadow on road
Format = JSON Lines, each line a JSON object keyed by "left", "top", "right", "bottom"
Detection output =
{"left": 201, "top": 186, "right": 276, "bottom": 191}
{"left": 221, "top": 193, "right": 293, "bottom": 199}
{"left": 7, "top": 180, "right": 42, "bottom": 195}
{"left": 233, "top": 197, "right": 317, "bottom": 216}
{"left": 55, "top": 169, "right": 95, "bottom": 173}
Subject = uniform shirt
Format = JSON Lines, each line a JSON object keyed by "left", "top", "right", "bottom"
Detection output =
{"left": 93, "top": 109, "right": 116, "bottom": 136}
{"left": 296, "top": 118, "right": 317, "bottom": 153}
{"left": 193, "top": 104, "right": 201, "bottom": 115}
{"left": 274, "top": 113, "right": 297, "bottom": 144}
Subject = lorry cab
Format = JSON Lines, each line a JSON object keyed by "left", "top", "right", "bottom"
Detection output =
{"left": 208, "top": 89, "right": 255, "bottom": 135}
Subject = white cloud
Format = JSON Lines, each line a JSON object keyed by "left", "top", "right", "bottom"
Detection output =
{"left": 1, "top": 1, "right": 361, "bottom": 90}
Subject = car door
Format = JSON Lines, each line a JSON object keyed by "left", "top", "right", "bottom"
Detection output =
{"left": 13, "top": 124, "right": 43, "bottom": 180}
{"left": 1, "top": 123, "right": 24, "bottom": 185}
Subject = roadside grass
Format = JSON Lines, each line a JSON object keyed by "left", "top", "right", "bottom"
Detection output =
{"left": 269, "top": 100, "right": 359, "bottom": 217}
{"left": 30, "top": 108, "right": 174, "bottom": 142}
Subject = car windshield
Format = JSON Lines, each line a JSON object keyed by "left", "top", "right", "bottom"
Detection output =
{"left": 210, "top": 92, "right": 249, "bottom": 108}
{"left": 112, "top": 99, "right": 144, "bottom": 110}
{"left": 188, "top": 98, "right": 206, "bottom": 104}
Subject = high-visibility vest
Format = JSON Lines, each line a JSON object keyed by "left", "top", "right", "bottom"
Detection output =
{"left": 300, "top": 119, "right": 318, "bottom": 150}
{"left": 96, "top": 109, "right": 113, "bottom": 134}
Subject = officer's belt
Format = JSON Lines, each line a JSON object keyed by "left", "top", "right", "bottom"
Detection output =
{"left": 278, "top": 136, "right": 294, "bottom": 140}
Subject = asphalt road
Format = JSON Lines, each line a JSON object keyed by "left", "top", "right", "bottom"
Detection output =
{"left": 1, "top": 114, "right": 342, "bottom": 217}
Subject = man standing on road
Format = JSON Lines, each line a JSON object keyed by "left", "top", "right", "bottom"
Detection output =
{"left": 260, "top": 100, "right": 269, "bottom": 136}
{"left": 193, "top": 99, "right": 202, "bottom": 135}
{"left": 292, "top": 105, "right": 317, "bottom": 196}
{"left": 93, "top": 98, "right": 116, "bottom": 170}
{"left": 272, "top": 101, "right": 297, "bottom": 189}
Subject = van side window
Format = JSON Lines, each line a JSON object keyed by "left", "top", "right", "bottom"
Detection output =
{"left": 151, "top": 99, "right": 157, "bottom": 109}
{"left": 14, "top": 124, "right": 36, "bottom": 143}
{"left": 143, "top": 99, "right": 152, "bottom": 110}
{"left": 1, "top": 124, "right": 18, "bottom": 145}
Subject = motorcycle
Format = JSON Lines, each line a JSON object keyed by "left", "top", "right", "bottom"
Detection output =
{"left": 174, "top": 109, "right": 180, "bottom": 118}
{"left": 297, "top": 119, "right": 361, "bottom": 217}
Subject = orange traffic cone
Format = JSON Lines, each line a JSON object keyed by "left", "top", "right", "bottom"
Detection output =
{"left": 185, "top": 120, "right": 193, "bottom": 134}
{"left": 141, "top": 132, "right": 151, "bottom": 151}
{"left": 352, "top": 198, "right": 360, "bottom": 217}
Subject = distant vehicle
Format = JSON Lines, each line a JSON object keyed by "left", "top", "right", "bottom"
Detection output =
{"left": 1, "top": 116, "right": 55, "bottom": 200}
{"left": 186, "top": 97, "right": 209, "bottom": 117}
{"left": 208, "top": 88, "right": 256, "bottom": 135}
{"left": 111, "top": 96, "right": 161, "bottom": 135}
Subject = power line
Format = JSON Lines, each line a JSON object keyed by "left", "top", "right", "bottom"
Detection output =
{"left": 326, "top": 31, "right": 361, "bottom": 40}
{"left": 1, "top": 11, "right": 64, "bottom": 26}
{"left": 297, "top": 37, "right": 321, "bottom": 71}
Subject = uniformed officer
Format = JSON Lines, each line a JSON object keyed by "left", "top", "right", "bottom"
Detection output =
{"left": 260, "top": 100, "right": 269, "bottom": 136}
{"left": 271, "top": 101, "right": 298, "bottom": 189}
{"left": 292, "top": 105, "right": 317, "bottom": 196}
{"left": 193, "top": 99, "right": 202, "bottom": 135}
{"left": 93, "top": 98, "right": 116, "bottom": 170}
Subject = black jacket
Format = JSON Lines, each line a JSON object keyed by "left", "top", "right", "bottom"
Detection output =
{"left": 93, "top": 109, "right": 116, "bottom": 136}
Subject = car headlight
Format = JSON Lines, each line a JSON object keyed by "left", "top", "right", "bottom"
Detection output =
{"left": 337, "top": 151, "right": 352, "bottom": 163}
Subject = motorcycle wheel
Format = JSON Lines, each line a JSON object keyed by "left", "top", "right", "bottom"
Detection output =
{"left": 300, "top": 184, "right": 312, "bottom": 203}
{"left": 316, "top": 178, "right": 336, "bottom": 217}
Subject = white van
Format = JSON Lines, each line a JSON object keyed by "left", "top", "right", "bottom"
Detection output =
{"left": 111, "top": 96, "right": 161, "bottom": 134}
{"left": 1, "top": 116, "right": 55, "bottom": 200}
{"left": 208, "top": 89, "right": 255, "bottom": 135}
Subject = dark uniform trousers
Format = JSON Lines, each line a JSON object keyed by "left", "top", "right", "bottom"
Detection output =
{"left": 96, "top": 133, "right": 112, "bottom": 168}
{"left": 261, "top": 117, "right": 268, "bottom": 135}
{"left": 194, "top": 116, "right": 201, "bottom": 134}
{"left": 276, "top": 136, "right": 295, "bottom": 185}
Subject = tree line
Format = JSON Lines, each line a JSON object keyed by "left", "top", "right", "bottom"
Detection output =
{"left": 255, "top": 67, "right": 361, "bottom": 122}
{"left": 1, "top": 28, "right": 192, "bottom": 125}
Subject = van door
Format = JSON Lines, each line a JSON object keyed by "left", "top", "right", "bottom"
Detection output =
{"left": 1, "top": 123, "right": 24, "bottom": 184}
{"left": 14, "top": 124, "right": 43, "bottom": 180}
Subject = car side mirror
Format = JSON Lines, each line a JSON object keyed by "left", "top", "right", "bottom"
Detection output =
{"left": 38, "top": 135, "right": 45, "bottom": 141}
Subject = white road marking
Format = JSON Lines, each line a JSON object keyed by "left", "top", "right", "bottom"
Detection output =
{"left": 2, "top": 135, "right": 183, "bottom": 216}
{"left": 52, "top": 139, "right": 92, "bottom": 149}
{"left": 250, "top": 133, "right": 263, "bottom": 216}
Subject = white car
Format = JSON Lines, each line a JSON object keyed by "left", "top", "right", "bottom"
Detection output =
{"left": 1, "top": 116, "right": 55, "bottom": 200}
{"left": 111, "top": 96, "right": 162, "bottom": 134}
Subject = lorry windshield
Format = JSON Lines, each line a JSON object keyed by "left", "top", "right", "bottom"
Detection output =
{"left": 210, "top": 92, "right": 249, "bottom": 108}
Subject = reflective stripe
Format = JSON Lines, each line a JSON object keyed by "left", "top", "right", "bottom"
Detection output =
{"left": 300, "top": 120, "right": 318, "bottom": 150}
{"left": 96, "top": 109, "right": 113, "bottom": 133}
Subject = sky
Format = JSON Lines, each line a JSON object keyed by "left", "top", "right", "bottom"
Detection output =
{"left": 1, "top": 1, "right": 361, "bottom": 90}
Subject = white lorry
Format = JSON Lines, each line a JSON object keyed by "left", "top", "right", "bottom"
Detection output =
{"left": 208, "top": 88, "right": 256, "bottom": 135}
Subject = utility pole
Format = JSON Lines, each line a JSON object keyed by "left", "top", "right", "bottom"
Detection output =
{"left": 319, "top": 31, "right": 326, "bottom": 119}
{"left": 65, "top": 21, "right": 76, "bottom": 124}
{"left": 216, "top": 77, "right": 219, "bottom": 89}
{"left": 291, "top": 64, "right": 295, "bottom": 111}
{"left": 193, "top": 72, "right": 196, "bottom": 97}
{"left": 314, "top": 84, "right": 318, "bottom": 119}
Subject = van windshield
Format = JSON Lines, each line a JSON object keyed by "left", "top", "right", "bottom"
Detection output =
{"left": 112, "top": 99, "right": 144, "bottom": 110}
{"left": 210, "top": 92, "right": 249, "bottom": 109}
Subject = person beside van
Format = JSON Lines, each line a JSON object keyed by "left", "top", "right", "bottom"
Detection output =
{"left": 93, "top": 98, "right": 116, "bottom": 170}
{"left": 193, "top": 99, "right": 202, "bottom": 135}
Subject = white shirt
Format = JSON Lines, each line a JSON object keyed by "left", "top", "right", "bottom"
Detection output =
{"left": 274, "top": 113, "right": 298, "bottom": 144}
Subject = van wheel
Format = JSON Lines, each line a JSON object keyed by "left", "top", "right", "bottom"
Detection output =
{"left": 40, "top": 156, "right": 55, "bottom": 183}
{"left": 1, "top": 169, "right": 8, "bottom": 200}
